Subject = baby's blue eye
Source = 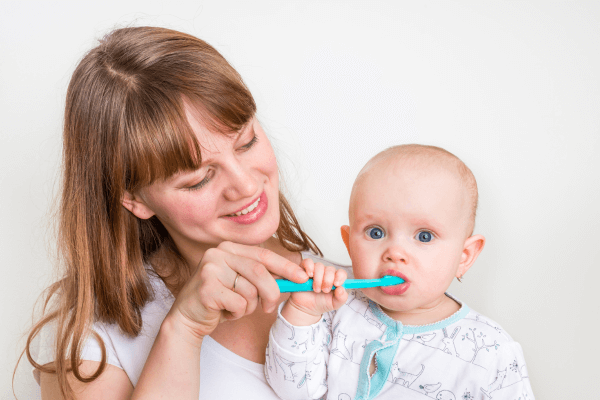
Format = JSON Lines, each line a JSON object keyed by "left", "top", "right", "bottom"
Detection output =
{"left": 417, "top": 231, "right": 433, "bottom": 243}
{"left": 366, "top": 227, "right": 385, "bottom": 240}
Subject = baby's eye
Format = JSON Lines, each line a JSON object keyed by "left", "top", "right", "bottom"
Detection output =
{"left": 365, "top": 226, "right": 385, "bottom": 240}
{"left": 416, "top": 231, "right": 433, "bottom": 243}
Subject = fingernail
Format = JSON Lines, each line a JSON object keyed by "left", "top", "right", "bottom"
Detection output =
{"left": 297, "top": 270, "right": 308, "bottom": 280}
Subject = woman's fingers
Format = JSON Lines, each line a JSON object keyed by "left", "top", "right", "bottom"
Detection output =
{"left": 223, "top": 252, "right": 281, "bottom": 310}
{"left": 229, "top": 275, "right": 259, "bottom": 316}
{"left": 217, "top": 241, "right": 308, "bottom": 282}
{"left": 173, "top": 242, "right": 306, "bottom": 337}
{"left": 204, "top": 245, "right": 292, "bottom": 312}
{"left": 186, "top": 243, "right": 318, "bottom": 333}
{"left": 215, "top": 287, "right": 248, "bottom": 321}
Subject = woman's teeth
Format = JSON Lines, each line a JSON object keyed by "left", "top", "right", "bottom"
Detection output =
{"left": 229, "top": 197, "right": 260, "bottom": 216}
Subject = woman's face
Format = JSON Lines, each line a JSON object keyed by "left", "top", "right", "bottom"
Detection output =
{"left": 130, "top": 106, "right": 280, "bottom": 262}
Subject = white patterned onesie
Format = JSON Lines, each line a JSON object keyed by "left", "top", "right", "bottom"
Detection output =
{"left": 265, "top": 290, "right": 534, "bottom": 400}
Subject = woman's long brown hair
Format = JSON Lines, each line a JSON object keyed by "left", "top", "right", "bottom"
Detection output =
{"left": 18, "top": 26, "right": 321, "bottom": 400}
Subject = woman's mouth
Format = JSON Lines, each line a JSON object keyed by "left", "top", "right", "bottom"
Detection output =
{"left": 223, "top": 191, "right": 268, "bottom": 225}
{"left": 379, "top": 269, "right": 410, "bottom": 295}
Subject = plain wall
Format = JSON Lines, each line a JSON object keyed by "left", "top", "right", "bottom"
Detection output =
{"left": 1, "top": 1, "right": 599, "bottom": 399}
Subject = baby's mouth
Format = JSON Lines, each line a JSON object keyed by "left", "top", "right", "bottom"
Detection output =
{"left": 379, "top": 269, "right": 410, "bottom": 295}
{"left": 380, "top": 269, "right": 409, "bottom": 283}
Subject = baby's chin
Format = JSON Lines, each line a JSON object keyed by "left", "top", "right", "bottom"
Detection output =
{"left": 361, "top": 288, "right": 461, "bottom": 325}
{"left": 360, "top": 287, "right": 415, "bottom": 313}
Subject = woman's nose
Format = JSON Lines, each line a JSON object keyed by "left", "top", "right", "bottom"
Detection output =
{"left": 223, "top": 159, "right": 259, "bottom": 200}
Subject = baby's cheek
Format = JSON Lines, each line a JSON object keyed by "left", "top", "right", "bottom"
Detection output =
{"left": 351, "top": 262, "right": 375, "bottom": 280}
{"left": 426, "top": 270, "right": 455, "bottom": 295}
{"left": 349, "top": 248, "right": 378, "bottom": 279}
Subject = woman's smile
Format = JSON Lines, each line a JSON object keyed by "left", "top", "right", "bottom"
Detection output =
{"left": 223, "top": 191, "right": 268, "bottom": 225}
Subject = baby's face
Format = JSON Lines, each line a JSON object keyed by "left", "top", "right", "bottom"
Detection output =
{"left": 347, "top": 159, "right": 471, "bottom": 319}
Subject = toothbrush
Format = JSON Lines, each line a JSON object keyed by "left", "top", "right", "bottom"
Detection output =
{"left": 276, "top": 275, "right": 404, "bottom": 293}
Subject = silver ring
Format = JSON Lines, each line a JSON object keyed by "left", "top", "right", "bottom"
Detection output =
{"left": 232, "top": 273, "right": 240, "bottom": 292}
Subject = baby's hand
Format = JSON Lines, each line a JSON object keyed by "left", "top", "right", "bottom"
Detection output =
{"left": 281, "top": 258, "right": 348, "bottom": 326}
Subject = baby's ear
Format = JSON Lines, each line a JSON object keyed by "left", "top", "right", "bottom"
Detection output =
{"left": 457, "top": 234, "right": 486, "bottom": 278}
{"left": 340, "top": 225, "right": 351, "bottom": 254}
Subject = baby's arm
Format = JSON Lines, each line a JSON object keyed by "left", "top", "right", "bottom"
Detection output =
{"left": 265, "top": 260, "right": 347, "bottom": 400}
{"left": 482, "top": 341, "right": 535, "bottom": 399}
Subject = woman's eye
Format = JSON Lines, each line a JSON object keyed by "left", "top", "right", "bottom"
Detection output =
{"left": 238, "top": 135, "right": 258, "bottom": 151}
{"left": 416, "top": 231, "right": 433, "bottom": 243}
{"left": 365, "top": 226, "right": 385, "bottom": 240}
{"left": 187, "top": 170, "right": 214, "bottom": 191}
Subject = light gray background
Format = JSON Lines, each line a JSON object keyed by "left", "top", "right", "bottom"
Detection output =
{"left": 1, "top": 1, "right": 599, "bottom": 399}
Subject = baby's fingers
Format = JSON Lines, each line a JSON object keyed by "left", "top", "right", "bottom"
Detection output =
{"left": 321, "top": 266, "right": 337, "bottom": 293}
{"left": 333, "top": 269, "right": 347, "bottom": 288}
{"left": 312, "top": 263, "right": 324, "bottom": 293}
{"left": 332, "top": 287, "right": 348, "bottom": 309}
{"left": 300, "top": 258, "right": 315, "bottom": 278}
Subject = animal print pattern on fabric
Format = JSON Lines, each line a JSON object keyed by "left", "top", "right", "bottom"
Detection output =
{"left": 266, "top": 292, "right": 534, "bottom": 400}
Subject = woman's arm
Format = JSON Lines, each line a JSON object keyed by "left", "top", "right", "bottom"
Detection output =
{"left": 131, "top": 316, "right": 203, "bottom": 399}
{"left": 41, "top": 242, "right": 309, "bottom": 400}
{"left": 40, "top": 362, "right": 133, "bottom": 400}
{"left": 39, "top": 317, "right": 204, "bottom": 400}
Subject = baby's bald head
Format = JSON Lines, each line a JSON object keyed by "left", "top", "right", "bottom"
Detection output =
{"left": 350, "top": 144, "right": 479, "bottom": 236}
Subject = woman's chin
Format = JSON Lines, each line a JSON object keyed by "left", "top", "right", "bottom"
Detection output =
{"left": 229, "top": 216, "right": 280, "bottom": 246}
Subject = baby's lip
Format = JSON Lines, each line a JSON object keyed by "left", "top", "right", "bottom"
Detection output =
{"left": 381, "top": 269, "right": 409, "bottom": 283}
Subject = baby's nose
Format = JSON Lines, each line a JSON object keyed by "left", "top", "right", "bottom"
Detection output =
{"left": 383, "top": 245, "right": 407, "bottom": 263}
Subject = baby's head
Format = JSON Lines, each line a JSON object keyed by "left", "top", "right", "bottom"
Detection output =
{"left": 341, "top": 144, "right": 485, "bottom": 322}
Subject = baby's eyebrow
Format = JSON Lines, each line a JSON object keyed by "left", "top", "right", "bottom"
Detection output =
{"left": 352, "top": 211, "right": 375, "bottom": 221}
{"left": 410, "top": 218, "right": 443, "bottom": 232}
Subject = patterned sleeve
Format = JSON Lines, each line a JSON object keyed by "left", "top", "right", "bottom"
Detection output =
{"left": 480, "top": 341, "right": 535, "bottom": 400}
{"left": 265, "top": 302, "right": 333, "bottom": 400}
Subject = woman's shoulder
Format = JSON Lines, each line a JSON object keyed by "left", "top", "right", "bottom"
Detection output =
{"left": 33, "top": 271, "right": 173, "bottom": 386}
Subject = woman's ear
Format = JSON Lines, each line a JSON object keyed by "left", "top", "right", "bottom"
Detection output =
{"left": 340, "top": 225, "right": 351, "bottom": 255}
{"left": 457, "top": 234, "right": 486, "bottom": 278}
{"left": 122, "top": 191, "right": 155, "bottom": 220}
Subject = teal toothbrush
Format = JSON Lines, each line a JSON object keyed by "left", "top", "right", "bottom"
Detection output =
{"left": 276, "top": 275, "right": 404, "bottom": 293}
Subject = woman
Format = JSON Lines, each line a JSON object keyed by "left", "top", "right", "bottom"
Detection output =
{"left": 25, "top": 26, "right": 340, "bottom": 399}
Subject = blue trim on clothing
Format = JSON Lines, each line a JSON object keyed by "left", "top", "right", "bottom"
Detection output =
{"left": 354, "top": 294, "right": 470, "bottom": 400}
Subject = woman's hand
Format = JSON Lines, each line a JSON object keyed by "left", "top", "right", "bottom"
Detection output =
{"left": 281, "top": 259, "right": 348, "bottom": 326}
{"left": 166, "top": 241, "right": 310, "bottom": 342}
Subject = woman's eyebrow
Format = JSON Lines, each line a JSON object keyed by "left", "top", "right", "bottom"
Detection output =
{"left": 237, "top": 121, "right": 253, "bottom": 137}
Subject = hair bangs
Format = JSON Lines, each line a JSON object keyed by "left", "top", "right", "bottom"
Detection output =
{"left": 122, "top": 61, "right": 257, "bottom": 191}
{"left": 124, "top": 87, "right": 202, "bottom": 191}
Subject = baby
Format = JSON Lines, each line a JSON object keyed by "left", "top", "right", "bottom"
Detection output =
{"left": 265, "top": 144, "right": 535, "bottom": 400}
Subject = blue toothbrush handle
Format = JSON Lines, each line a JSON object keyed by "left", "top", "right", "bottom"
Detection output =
{"left": 276, "top": 276, "right": 404, "bottom": 293}
{"left": 276, "top": 279, "right": 315, "bottom": 293}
